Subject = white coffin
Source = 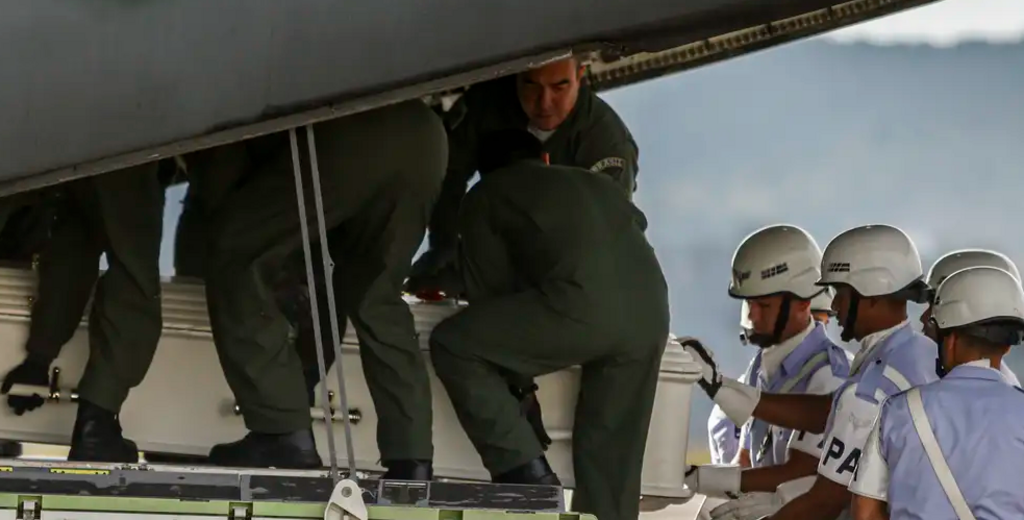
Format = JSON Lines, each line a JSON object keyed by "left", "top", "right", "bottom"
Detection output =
{"left": 0, "top": 266, "right": 701, "bottom": 497}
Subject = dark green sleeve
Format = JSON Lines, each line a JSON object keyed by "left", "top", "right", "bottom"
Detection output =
{"left": 575, "top": 113, "right": 639, "bottom": 200}
{"left": 457, "top": 185, "right": 516, "bottom": 301}
{"left": 427, "top": 92, "right": 481, "bottom": 250}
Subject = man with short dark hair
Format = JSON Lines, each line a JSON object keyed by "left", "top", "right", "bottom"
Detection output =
{"left": 430, "top": 128, "right": 668, "bottom": 520}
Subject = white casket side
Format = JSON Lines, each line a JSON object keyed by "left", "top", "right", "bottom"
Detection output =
{"left": 0, "top": 267, "right": 700, "bottom": 497}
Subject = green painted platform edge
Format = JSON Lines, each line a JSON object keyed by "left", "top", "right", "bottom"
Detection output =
{"left": 0, "top": 493, "right": 595, "bottom": 520}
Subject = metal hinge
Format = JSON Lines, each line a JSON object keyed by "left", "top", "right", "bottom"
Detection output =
{"left": 324, "top": 479, "right": 368, "bottom": 520}
{"left": 17, "top": 496, "right": 41, "bottom": 520}
{"left": 228, "top": 502, "right": 253, "bottom": 520}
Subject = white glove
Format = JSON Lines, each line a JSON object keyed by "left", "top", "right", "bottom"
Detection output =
{"left": 676, "top": 336, "right": 762, "bottom": 425}
{"left": 709, "top": 492, "right": 780, "bottom": 520}
{"left": 684, "top": 464, "right": 741, "bottom": 499}
{"left": 710, "top": 475, "right": 817, "bottom": 520}
{"left": 775, "top": 475, "right": 815, "bottom": 503}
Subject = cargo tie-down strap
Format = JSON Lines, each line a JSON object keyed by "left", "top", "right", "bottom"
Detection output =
{"left": 290, "top": 125, "right": 356, "bottom": 483}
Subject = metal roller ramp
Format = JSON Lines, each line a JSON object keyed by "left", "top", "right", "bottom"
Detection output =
{"left": 0, "top": 459, "right": 584, "bottom": 520}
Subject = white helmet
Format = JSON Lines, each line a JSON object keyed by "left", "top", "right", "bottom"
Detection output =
{"left": 927, "top": 249, "right": 1021, "bottom": 288}
{"left": 932, "top": 266, "right": 1024, "bottom": 331}
{"left": 728, "top": 224, "right": 824, "bottom": 300}
{"left": 810, "top": 287, "right": 836, "bottom": 315}
{"left": 816, "top": 224, "right": 926, "bottom": 299}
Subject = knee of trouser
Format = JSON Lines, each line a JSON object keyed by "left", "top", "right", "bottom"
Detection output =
{"left": 427, "top": 320, "right": 460, "bottom": 370}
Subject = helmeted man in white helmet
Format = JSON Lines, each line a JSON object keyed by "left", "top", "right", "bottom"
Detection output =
{"left": 922, "top": 249, "right": 1021, "bottom": 387}
{"left": 850, "top": 266, "right": 1024, "bottom": 519}
{"left": 810, "top": 288, "right": 837, "bottom": 325}
{"left": 683, "top": 224, "right": 852, "bottom": 520}
{"left": 679, "top": 224, "right": 939, "bottom": 520}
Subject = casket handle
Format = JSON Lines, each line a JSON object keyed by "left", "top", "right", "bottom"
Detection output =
{"left": 4, "top": 366, "right": 79, "bottom": 403}
{"left": 231, "top": 391, "right": 362, "bottom": 424}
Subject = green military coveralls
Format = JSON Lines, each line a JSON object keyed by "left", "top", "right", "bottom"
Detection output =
{"left": 173, "top": 183, "right": 208, "bottom": 279}
{"left": 202, "top": 100, "right": 446, "bottom": 461}
{"left": 430, "top": 159, "right": 669, "bottom": 520}
{"left": 0, "top": 164, "right": 168, "bottom": 409}
{"left": 58, "top": 164, "right": 166, "bottom": 414}
{"left": 427, "top": 75, "right": 639, "bottom": 255}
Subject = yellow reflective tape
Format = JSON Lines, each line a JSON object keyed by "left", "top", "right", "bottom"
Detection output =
{"left": 49, "top": 468, "right": 110, "bottom": 475}
{"left": 0, "top": 467, "right": 11, "bottom": 472}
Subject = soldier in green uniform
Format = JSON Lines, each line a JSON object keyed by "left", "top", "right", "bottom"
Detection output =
{"left": 172, "top": 162, "right": 208, "bottom": 280}
{"left": 406, "top": 57, "right": 640, "bottom": 291}
{"left": 198, "top": 100, "right": 447, "bottom": 476}
{"left": 430, "top": 129, "right": 668, "bottom": 520}
{"left": 0, "top": 162, "right": 166, "bottom": 463}
{"left": 0, "top": 188, "right": 61, "bottom": 458}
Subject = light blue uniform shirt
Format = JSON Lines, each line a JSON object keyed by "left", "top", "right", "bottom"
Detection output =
{"left": 708, "top": 404, "right": 741, "bottom": 465}
{"left": 818, "top": 322, "right": 940, "bottom": 486}
{"left": 741, "top": 322, "right": 851, "bottom": 468}
{"left": 851, "top": 362, "right": 1024, "bottom": 519}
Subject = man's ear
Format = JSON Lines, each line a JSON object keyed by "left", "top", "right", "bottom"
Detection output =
{"left": 792, "top": 299, "right": 811, "bottom": 313}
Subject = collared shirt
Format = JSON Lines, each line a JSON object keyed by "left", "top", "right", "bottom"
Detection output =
{"left": 739, "top": 322, "right": 852, "bottom": 467}
{"left": 817, "top": 322, "right": 939, "bottom": 486}
{"left": 850, "top": 361, "right": 1024, "bottom": 519}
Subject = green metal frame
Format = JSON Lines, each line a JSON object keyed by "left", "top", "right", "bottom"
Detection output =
{"left": 0, "top": 493, "right": 596, "bottom": 520}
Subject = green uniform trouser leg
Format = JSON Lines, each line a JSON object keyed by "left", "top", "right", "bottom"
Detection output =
{"left": 75, "top": 164, "right": 166, "bottom": 413}
{"left": 205, "top": 101, "right": 446, "bottom": 450}
{"left": 430, "top": 295, "right": 665, "bottom": 520}
{"left": 175, "top": 141, "right": 258, "bottom": 280}
{"left": 25, "top": 195, "right": 103, "bottom": 362}
{"left": 432, "top": 210, "right": 667, "bottom": 520}
{"left": 173, "top": 183, "right": 207, "bottom": 279}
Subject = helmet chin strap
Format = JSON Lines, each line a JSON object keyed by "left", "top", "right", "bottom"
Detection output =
{"left": 748, "top": 295, "right": 793, "bottom": 348}
{"left": 840, "top": 292, "right": 861, "bottom": 343}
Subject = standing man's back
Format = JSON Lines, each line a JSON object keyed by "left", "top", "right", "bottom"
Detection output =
{"left": 431, "top": 129, "right": 669, "bottom": 520}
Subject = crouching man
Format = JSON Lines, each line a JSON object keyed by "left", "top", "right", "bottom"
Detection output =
{"left": 430, "top": 129, "right": 669, "bottom": 520}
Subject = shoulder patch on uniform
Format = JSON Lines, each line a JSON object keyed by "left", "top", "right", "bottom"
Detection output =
{"left": 590, "top": 157, "right": 626, "bottom": 173}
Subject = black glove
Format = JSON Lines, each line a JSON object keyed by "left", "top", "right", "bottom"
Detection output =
{"left": 509, "top": 382, "right": 552, "bottom": 451}
{"left": 1, "top": 356, "right": 51, "bottom": 415}
{"left": 405, "top": 247, "right": 458, "bottom": 294}
{"left": 674, "top": 336, "right": 723, "bottom": 398}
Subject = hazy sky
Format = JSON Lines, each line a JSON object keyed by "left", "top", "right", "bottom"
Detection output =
{"left": 826, "top": 0, "right": 1024, "bottom": 45}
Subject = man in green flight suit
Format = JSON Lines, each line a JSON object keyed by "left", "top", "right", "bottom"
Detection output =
{"left": 0, "top": 162, "right": 167, "bottom": 463}
{"left": 406, "top": 56, "right": 640, "bottom": 292}
{"left": 430, "top": 129, "right": 668, "bottom": 520}
{"left": 197, "top": 100, "right": 447, "bottom": 476}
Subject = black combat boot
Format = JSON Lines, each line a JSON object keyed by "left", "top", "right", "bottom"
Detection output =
{"left": 208, "top": 430, "right": 323, "bottom": 469}
{"left": 381, "top": 459, "right": 433, "bottom": 480}
{"left": 67, "top": 399, "right": 139, "bottom": 463}
{"left": 492, "top": 456, "right": 561, "bottom": 486}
